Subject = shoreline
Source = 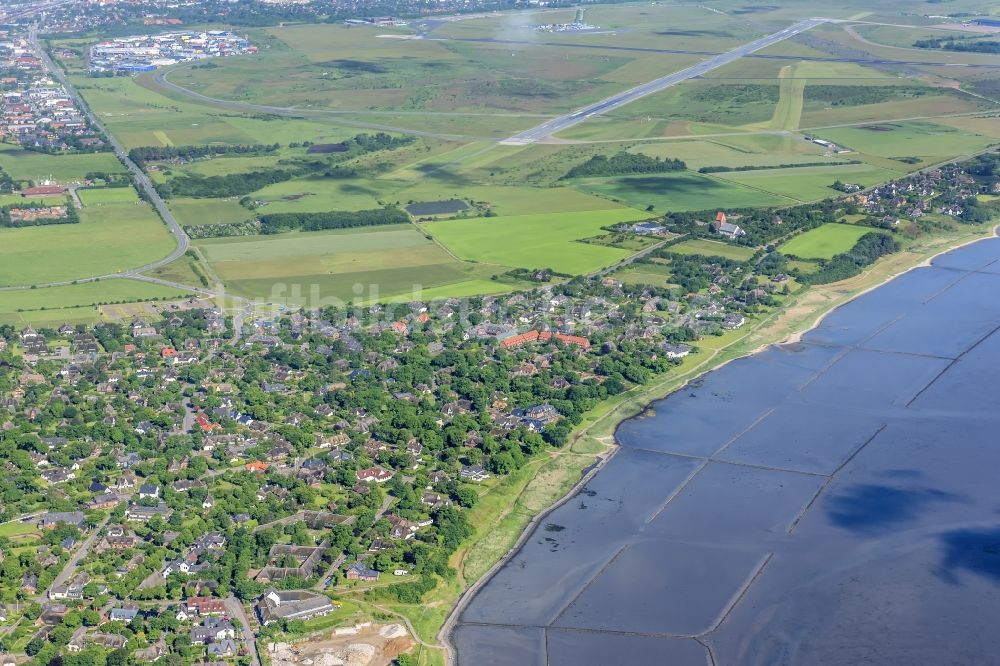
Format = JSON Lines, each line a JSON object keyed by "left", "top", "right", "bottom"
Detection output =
{"left": 435, "top": 221, "right": 999, "bottom": 665}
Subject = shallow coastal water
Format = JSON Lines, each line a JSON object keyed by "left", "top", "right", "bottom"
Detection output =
{"left": 452, "top": 236, "right": 1000, "bottom": 665}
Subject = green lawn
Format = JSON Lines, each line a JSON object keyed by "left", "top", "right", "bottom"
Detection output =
{"left": 0, "top": 144, "right": 125, "bottom": 182}
{"left": 78, "top": 187, "right": 140, "bottom": 205}
{"left": 0, "top": 201, "right": 176, "bottom": 287}
{"left": 423, "top": 209, "right": 652, "bottom": 274}
{"left": 612, "top": 263, "right": 676, "bottom": 286}
{"left": 779, "top": 223, "right": 877, "bottom": 260}
{"left": 0, "top": 521, "right": 38, "bottom": 538}
{"left": 667, "top": 239, "right": 757, "bottom": 261}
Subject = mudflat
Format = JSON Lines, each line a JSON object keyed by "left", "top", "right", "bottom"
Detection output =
{"left": 453, "top": 235, "right": 1000, "bottom": 665}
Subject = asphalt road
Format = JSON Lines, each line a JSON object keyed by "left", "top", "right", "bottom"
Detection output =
{"left": 17, "top": 26, "right": 191, "bottom": 287}
{"left": 0, "top": 0, "right": 75, "bottom": 22}
{"left": 498, "top": 18, "right": 829, "bottom": 145}
{"left": 225, "top": 595, "right": 262, "bottom": 666}
{"left": 35, "top": 514, "right": 112, "bottom": 604}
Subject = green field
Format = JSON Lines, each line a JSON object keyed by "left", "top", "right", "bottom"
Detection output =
{"left": 779, "top": 223, "right": 877, "bottom": 259}
{"left": 576, "top": 171, "right": 791, "bottom": 212}
{"left": 714, "top": 163, "right": 902, "bottom": 202}
{"left": 423, "top": 209, "right": 651, "bottom": 274}
{"left": 170, "top": 198, "right": 255, "bottom": 227}
{"left": 0, "top": 280, "right": 189, "bottom": 325}
{"left": 667, "top": 239, "right": 757, "bottom": 261}
{"left": 197, "top": 224, "right": 504, "bottom": 303}
{"left": 78, "top": 187, "right": 140, "bottom": 205}
{"left": 612, "top": 263, "right": 676, "bottom": 287}
{"left": 0, "top": 201, "right": 176, "bottom": 287}
{"left": 813, "top": 121, "right": 997, "bottom": 167}
{"left": 0, "top": 144, "right": 125, "bottom": 181}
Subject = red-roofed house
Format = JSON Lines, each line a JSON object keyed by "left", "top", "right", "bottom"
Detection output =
{"left": 185, "top": 597, "right": 225, "bottom": 615}
{"left": 195, "top": 413, "right": 220, "bottom": 433}
{"left": 357, "top": 467, "right": 394, "bottom": 483}
{"left": 500, "top": 330, "right": 539, "bottom": 349}
{"left": 21, "top": 185, "right": 66, "bottom": 197}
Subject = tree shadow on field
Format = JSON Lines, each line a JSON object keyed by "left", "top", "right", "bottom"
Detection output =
{"left": 611, "top": 175, "right": 728, "bottom": 194}
{"left": 412, "top": 164, "right": 473, "bottom": 187}
{"left": 320, "top": 59, "right": 387, "bottom": 74}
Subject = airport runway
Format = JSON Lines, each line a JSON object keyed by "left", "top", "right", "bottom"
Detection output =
{"left": 499, "top": 18, "right": 828, "bottom": 145}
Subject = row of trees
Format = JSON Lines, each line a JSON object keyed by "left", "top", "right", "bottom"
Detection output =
{"left": 258, "top": 208, "right": 409, "bottom": 234}
{"left": 564, "top": 151, "right": 686, "bottom": 179}
{"left": 128, "top": 143, "right": 280, "bottom": 167}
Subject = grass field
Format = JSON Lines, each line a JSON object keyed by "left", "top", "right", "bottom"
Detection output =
{"left": 667, "top": 239, "right": 757, "bottom": 261}
{"left": 714, "top": 163, "right": 902, "bottom": 202}
{"left": 0, "top": 280, "right": 189, "bottom": 325}
{"left": 0, "top": 201, "right": 176, "bottom": 287}
{"left": 170, "top": 198, "right": 255, "bottom": 227}
{"left": 779, "top": 223, "right": 877, "bottom": 259}
{"left": 423, "top": 209, "right": 651, "bottom": 274}
{"left": 196, "top": 224, "right": 504, "bottom": 303}
{"left": 813, "top": 121, "right": 997, "bottom": 167}
{"left": 0, "top": 144, "right": 125, "bottom": 181}
{"left": 576, "top": 171, "right": 791, "bottom": 212}
{"left": 612, "top": 263, "right": 675, "bottom": 286}
{"left": 78, "top": 187, "right": 140, "bottom": 205}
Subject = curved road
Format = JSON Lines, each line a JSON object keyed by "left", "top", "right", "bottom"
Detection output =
{"left": 150, "top": 69, "right": 479, "bottom": 142}
{"left": 3, "top": 26, "right": 191, "bottom": 294}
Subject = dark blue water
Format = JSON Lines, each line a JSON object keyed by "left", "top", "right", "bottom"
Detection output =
{"left": 452, "top": 236, "right": 1000, "bottom": 665}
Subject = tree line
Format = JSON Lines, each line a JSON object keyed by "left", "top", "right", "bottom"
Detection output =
{"left": 563, "top": 152, "right": 686, "bottom": 179}
{"left": 801, "top": 232, "right": 900, "bottom": 285}
{"left": 128, "top": 143, "right": 280, "bottom": 167}
{"left": 259, "top": 208, "right": 410, "bottom": 234}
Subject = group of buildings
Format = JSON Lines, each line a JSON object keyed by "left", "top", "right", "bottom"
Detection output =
{"left": 0, "top": 30, "right": 100, "bottom": 151}
{"left": 88, "top": 30, "right": 256, "bottom": 75}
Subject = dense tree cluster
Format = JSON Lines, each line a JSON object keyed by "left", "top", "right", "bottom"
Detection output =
{"left": 128, "top": 144, "right": 280, "bottom": 168}
{"left": 801, "top": 232, "right": 900, "bottom": 285}
{"left": 258, "top": 208, "right": 409, "bottom": 234}
{"left": 563, "top": 151, "right": 686, "bottom": 179}
{"left": 914, "top": 37, "right": 1000, "bottom": 54}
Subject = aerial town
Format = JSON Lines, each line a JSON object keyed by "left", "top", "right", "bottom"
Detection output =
{"left": 0, "top": 30, "right": 100, "bottom": 151}
{"left": 88, "top": 30, "right": 256, "bottom": 75}
{"left": 0, "top": 0, "right": 999, "bottom": 663}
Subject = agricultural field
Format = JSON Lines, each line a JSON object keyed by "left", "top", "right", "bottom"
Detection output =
{"left": 779, "top": 223, "right": 877, "bottom": 259}
{"left": 0, "top": 279, "right": 188, "bottom": 325}
{"left": 713, "top": 163, "right": 903, "bottom": 202}
{"left": 0, "top": 201, "right": 175, "bottom": 287}
{"left": 195, "top": 224, "right": 510, "bottom": 303}
{"left": 422, "top": 209, "right": 651, "bottom": 274}
{"left": 0, "top": 144, "right": 125, "bottom": 182}
{"left": 25, "top": 0, "right": 997, "bottom": 315}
